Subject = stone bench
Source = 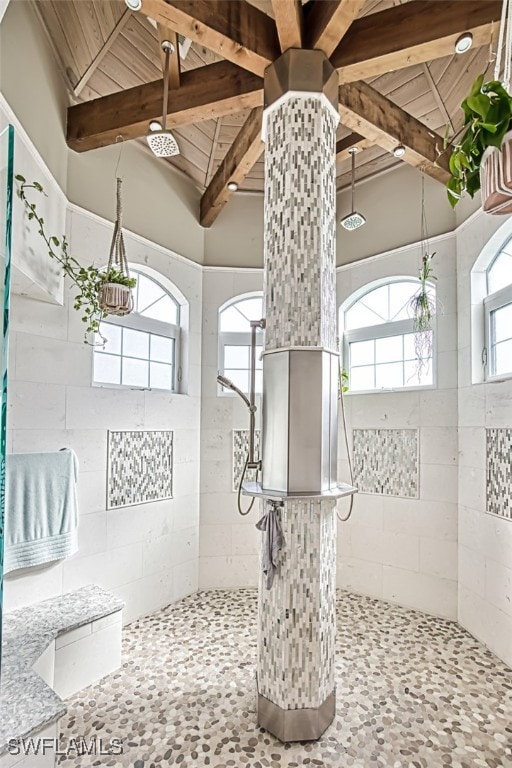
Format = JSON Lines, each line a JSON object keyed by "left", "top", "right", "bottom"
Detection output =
{"left": 0, "top": 585, "right": 124, "bottom": 768}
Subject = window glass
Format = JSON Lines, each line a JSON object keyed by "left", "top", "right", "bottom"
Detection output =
{"left": 343, "top": 280, "right": 435, "bottom": 392}
{"left": 485, "top": 246, "right": 512, "bottom": 378}
{"left": 491, "top": 305, "right": 512, "bottom": 376}
{"left": 94, "top": 353, "right": 121, "bottom": 386}
{"left": 488, "top": 250, "right": 512, "bottom": 294}
{"left": 345, "top": 281, "right": 428, "bottom": 330}
{"left": 93, "top": 269, "right": 180, "bottom": 392}
{"left": 122, "top": 357, "right": 149, "bottom": 388}
{"left": 133, "top": 272, "right": 179, "bottom": 325}
{"left": 219, "top": 296, "right": 264, "bottom": 332}
{"left": 219, "top": 294, "right": 264, "bottom": 394}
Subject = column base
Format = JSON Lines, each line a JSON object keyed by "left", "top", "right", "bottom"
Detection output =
{"left": 257, "top": 690, "right": 335, "bottom": 742}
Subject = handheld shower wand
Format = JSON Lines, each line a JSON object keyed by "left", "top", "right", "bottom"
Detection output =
{"left": 216, "top": 374, "right": 251, "bottom": 409}
{"left": 217, "top": 318, "right": 265, "bottom": 515}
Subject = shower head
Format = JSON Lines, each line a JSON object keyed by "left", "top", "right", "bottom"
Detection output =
{"left": 217, "top": 374, "right": 252, "bottom": 409}
{"left": 147, "top": 40, "right": 180, "bottom": 158}
{"left": 340, "top": 147, "right": 366, "bottom": 231}
{"left": 340, "top": 211, "right": 366, "bottom": 230}
{"left": 146, "top": 130, "right": 180, "bottom": 157}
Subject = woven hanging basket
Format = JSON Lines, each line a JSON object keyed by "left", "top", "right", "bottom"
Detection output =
{"left": 480, "top": 130, "right": 512, "bottom": 215}
{"left": 99, "top": 282, "right": 134, "bottom": 316}
{"left": 99, "top": 177, "right": 134, "bottom": 316}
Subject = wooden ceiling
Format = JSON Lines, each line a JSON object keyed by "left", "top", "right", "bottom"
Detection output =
{"left": 33, "top": 0, "right": 499, "bottom": 225}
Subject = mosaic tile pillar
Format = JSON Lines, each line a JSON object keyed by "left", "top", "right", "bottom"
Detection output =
{"left": 257, "top": 50, "right": 339, "bottom": 742}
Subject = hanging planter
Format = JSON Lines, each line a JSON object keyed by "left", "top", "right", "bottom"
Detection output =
{"left": 445, "top": 75, "right": 512, "bottom": 212}
{"left": 99, "top": 177, "right": 135, "bottom": 316}
{"left": 408, "top": 254, "right": 438, "bottom": 381}
{"left": 480, "top": 129, "right": 512, "bottom": 214}
{"left": 446, "top": 1, "right": 512, "bottom": 213}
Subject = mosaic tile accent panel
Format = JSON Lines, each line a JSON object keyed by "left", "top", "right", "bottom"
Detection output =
{"left": 258, "top": 498, "right": 337, "bottom": 709}
{"left": 233, "top": 429, "right": 261, "bottom": 492}
{"left": 107, "top": 430, "right": 173, "bottom": 509}
{"left": 353, "top": 428, "right": 419, "bottom": 498}
{"left": 58, "top": 589, "right": 512, "bottom": 768}
{"left": 263, "top": 95, "right": 338, "bottom": 352}
{"left": 487, "top": 428, "right": 512, "bottom": 520}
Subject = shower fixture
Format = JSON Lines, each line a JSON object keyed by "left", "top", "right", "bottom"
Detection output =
{"left": 146, "top": 41, "right": 180, "bottom": 158}
{"left": 217, "top": 318, "right": 265, "bottom": 516}
{"left": 340, "top": 147, "right": 366, "bottom": 231}
{"left": 217, "top": 374, "right": 251, "bottom": 410}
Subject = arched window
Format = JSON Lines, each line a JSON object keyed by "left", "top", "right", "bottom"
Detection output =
{"left": 93, "top": 268, "right": 181, "bottom": 391}
{"left": 485, "top": 246, "right": 512, "bottom": 378}
{"left": 341, "top": 278, "right": 435, "bottom": 392}
{"left": 218, "top": 292, "right": 264, "bottom": 394}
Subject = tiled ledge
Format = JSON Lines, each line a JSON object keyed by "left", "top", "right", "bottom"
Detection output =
{"left": 0, "top": 585, "right": 124, "bottom": 755}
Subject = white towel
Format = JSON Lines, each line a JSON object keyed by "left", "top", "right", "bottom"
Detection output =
{"left": 4, "top": 449, "right": 79, "bottom": 574}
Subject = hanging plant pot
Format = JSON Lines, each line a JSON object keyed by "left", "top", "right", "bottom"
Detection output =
{"left": 99, "top": 176, "right": 136, "bottom": 318}
{"left": 99, "top": 281, "right": 134, "bottom": 316}
{"left": 480, "top": 130, "right": 512, "bottom": 215}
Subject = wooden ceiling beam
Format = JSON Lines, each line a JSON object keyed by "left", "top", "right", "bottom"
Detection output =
{"left": 73, "top": 9, "right": 131, "bottom": 97}
{"left": 271, "top": 0, "right": 303, "bottom": 52}
{"left": 138, "top": 0, "right": 280, "bottom": 77}
{"left": 67, "top": 60, "right": 263, "bottom": 152}
{"left": 305, "top": 0, "right": 366, "bottom": 57}
{"left": 338, "top": 81, "right": 450, "bottom": 183}
{"left": 200, "top": 107, "right": 263, "bottom": 227}
{"left": 332, "top": 0, "right": 502, "bottom": 83}
{"left": 156, "top": 25, "right": 181, "bottom": 89}
{"left": 336, "top": 132, "right": 373, "bottom": 162}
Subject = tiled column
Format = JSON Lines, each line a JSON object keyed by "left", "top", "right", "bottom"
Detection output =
{"left": 256, "top": 50, "right": 340, "bottom": 742}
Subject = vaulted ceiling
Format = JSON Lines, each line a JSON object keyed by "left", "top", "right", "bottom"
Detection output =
{"left": 33, "top": 0, "right": 500, "bottom": 225}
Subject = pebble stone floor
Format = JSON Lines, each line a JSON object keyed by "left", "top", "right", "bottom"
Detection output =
{"left": 58, "top": 589, "right": 512, "bottom": 768}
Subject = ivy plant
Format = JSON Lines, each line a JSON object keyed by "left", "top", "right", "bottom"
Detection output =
{"left": 338, "top": 367, "right": 349, "bottom": 396}
{"left": 446, "top": 74, "right": 512, "bottom": 207}
{"left": 15, "top": 175, "right": 135, "bottom": 344}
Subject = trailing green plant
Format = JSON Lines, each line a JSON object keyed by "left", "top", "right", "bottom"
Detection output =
{"left": 102, "top": 267, "right": 136, "bottom": 289}
{"left": 408, "top": 253, "right": 437, "bottom": 380}
{"left": 338, "top": 367, "right": 349, "bottom": 397}
{"left": 15, "top": 175, "right": 136, "bottom": 344}
{"left": 446, "top": 74, "right": 512, "bottom": 207}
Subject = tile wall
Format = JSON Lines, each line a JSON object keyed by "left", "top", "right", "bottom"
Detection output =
{"left": 200, "top": 237, "right": 460, "bottom": 622}
{"left": 5, "top": 206, "right": 202, "bottom": 624}
{"left": 199, "top": 269, "right": 264, "bottom": 590}
{"left": 457, "top": 210, "right": 512, "bottom": 668}
{"left": 336, "top": 235, "right": 459, "bottom": 620}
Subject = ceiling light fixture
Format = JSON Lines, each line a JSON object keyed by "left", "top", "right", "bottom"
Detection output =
{"left": 227, "top": 181, "right": 238, "bottom": 191}
{"left": 124, "top": 0, "right": 142, "bottom": 10}
{"left": 340, "top": 147, "right": 366, "bottom": 231}
{"left": 146, "top": 41, "right": 180, "bottom": 158}
{"left": 455, "top": 32, "right": 473, "bottom": 54}
{"left": 393, "top": 144, "right": 406, "bottom": 158}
